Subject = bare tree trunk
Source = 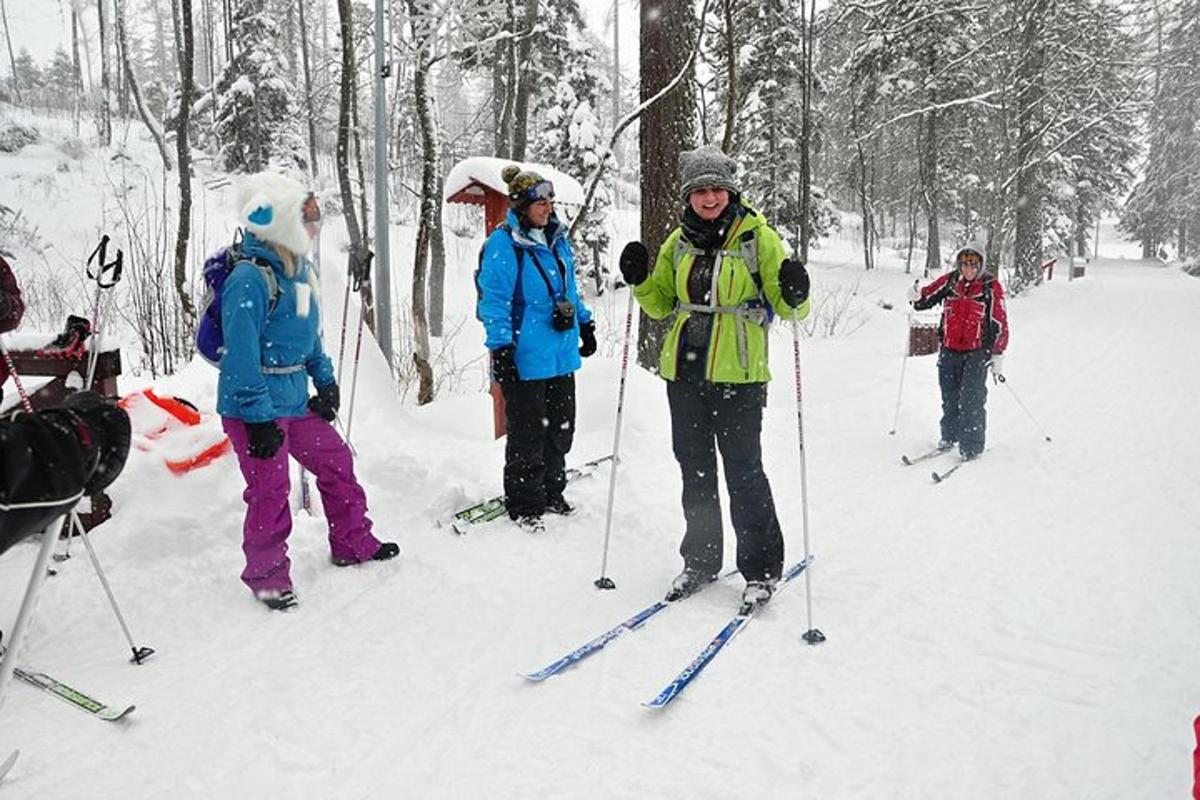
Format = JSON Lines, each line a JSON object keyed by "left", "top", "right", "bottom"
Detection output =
{"left": 918, "top": 44, "right": 941, "bottom": 278}
{"left": 97, "top": 0, "right": 113, "bottom": 145}
{"left": 798, "top": 0, "right": 816, "bottom": 261}
{"left": 335, "top": 0, "right": 364, "bottom": 256}
{"left": 406, "top": 0, "right": 436, "bottom": 403}
{"left": 510, "top": 0, "right": 538, "bottom": 160}
{"left": 116, "top": 0, "right": 173, "bottom": 168}
{"left": 0, "top": 0, "right": 22, "bottom": 104}
{"left": 351, "top": 83, "right": 369, "bottom": 247}
{"left": 222, "top": 0, "right": 232, "bottom": 61}
{"left": 172, "top": 0, "right": 197, "bottom": 323}
{"left": 297, "top": 0, "right": 318, "bottom": 175}
{"left": 850, "top": 105, "right": 874, "bottom": 271}
{"left": 720, "top": 0, "right": 736, "bottom": 153}
{"left": 71, "top": 8, "right": 83, "bottom": 133}
{"left": 637, "top": 0, "right": 697, "bottom": 371}
{"left": 1013, "top": 0, "right": 1049, "bottom": 290}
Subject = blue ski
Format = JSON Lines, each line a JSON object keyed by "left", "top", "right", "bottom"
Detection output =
{"left": 643, "top": 555, "right": 814, "bottom": 709}
{"left": 522, "top": 601, "right": 669, "bottom": 682}
{"left": 522, "top": 569, "right": 738, "bottom": 682}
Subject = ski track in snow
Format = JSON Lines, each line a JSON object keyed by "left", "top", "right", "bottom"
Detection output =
{"left": 1, "top": 130, "right": 1199, "bottom": 796}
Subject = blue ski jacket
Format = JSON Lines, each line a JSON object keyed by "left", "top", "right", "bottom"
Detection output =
{"left": 217, "top": 231, "right": 334, "bottom": 422}
{"left": 476, "top": 210, "right": 593, "bottom": 380}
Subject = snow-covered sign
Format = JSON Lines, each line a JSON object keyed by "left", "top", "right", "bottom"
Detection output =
{"left": 443, "top": 156, "right": 585, "bottom": 207}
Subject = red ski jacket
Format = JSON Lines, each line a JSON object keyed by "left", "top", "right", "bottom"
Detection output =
{"left": 0, "top": 254, "right": 25, "bottom": 389}
{"left": 914, "top": 268, "right": 1008, "bottom": 354}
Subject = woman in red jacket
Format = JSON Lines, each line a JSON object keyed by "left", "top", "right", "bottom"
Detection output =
{"left": 912, "top": 245, "right": 1008, "bottom": 460}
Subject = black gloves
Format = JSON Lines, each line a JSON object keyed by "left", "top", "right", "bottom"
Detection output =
{"left": 579, "top": 321, "right": 597, "bottom": 358}
{"left": 779, "top": 258, "right": 810, "bottom": 308}
{"left": 619, "top": 242, "right": 649, "bottom": 287}
{"left": 491, "top": 344, "right": 519, "bottom": 386}
{"left": 59, "top": 391, "right": 131, "bottom": 494}
{"left": 245, "top": 420, "right": 284, "bottom": 460}
{"left": 308, "top": 382, "right": 340, "bottom": 422}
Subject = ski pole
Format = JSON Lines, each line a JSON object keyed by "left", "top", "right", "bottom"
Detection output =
{"left": 68, "top": 511, "right": 154, "bottom": 663}
{"left": 997, "top": 375, "right": 1052, "bottom": 442}
{"left": 84, "top": 237, "right": 123, "bottom": 392}
{"left": 335, "top": 257, "right": 353, "bottom": 384}
{"left": 888, "top": 316, "right": 911, "bottom": 435}
{"left": 0, "top": 514, "right": 68, "bottom": 711}
{"left": 594, "top": 290, "right": 636, "bottom": 590}
{"left": 790, "top": 316, "right": 824, "bottom": 645}
{"left": 0, "top": 335, "right": 33, "bottom": 413}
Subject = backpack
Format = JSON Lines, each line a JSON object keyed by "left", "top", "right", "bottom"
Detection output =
{"left": 474, "top": 222, "right": 526, "bottom": 332}
{"left": 195, "top": 230, "right": 281, "bottom": 366}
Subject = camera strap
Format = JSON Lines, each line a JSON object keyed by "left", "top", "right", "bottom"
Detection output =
{"left": 529, "top": 245, "right": 567, "bottom": 301}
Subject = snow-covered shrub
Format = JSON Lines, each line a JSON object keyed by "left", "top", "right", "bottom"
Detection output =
{"left": 0, "top": 123, "right": 39, "bottom": 153}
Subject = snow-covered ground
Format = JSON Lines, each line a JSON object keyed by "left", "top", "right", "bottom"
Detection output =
{"left": 2, "top": 117, "right": 1199, "bottom": 798}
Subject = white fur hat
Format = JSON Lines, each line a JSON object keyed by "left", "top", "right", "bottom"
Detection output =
{"left": 237, "top": 172, "right": 312, "bottom": 257}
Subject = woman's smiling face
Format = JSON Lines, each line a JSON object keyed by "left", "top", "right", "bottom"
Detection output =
{"left": 688, "top": 187, "right": 730, "bottom": 221}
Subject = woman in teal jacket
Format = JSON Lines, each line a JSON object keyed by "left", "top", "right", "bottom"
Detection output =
{"left": 219, "top": 173, "right": 397, "bottom": 610}
{"left": 475, "top": 165, "right": 595, "bottom": 532}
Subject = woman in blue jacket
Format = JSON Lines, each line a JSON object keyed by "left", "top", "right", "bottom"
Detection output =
{"left": 475, "top": 165, "right": 596, "bottom": 532}
{"left": 218, "top": 173, "right": 397, "bottom": 610}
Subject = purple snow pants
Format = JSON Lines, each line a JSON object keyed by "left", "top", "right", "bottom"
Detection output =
{"left": 222, "top": 413, "right": 382, "bottom": 593}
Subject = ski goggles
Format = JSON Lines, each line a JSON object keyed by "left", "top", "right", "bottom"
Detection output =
{"left": 511, "top": 180, "right": 556, "bottom": 203}
{"left": 302, "top": 193, "right": 322, "bottom": 238}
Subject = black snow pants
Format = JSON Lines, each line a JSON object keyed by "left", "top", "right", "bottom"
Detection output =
{"left": 502, "top": 374, "right": 576, "bottom": 518}
{"left": 937, "top": 346, "right": 990, "bottom": 457}
{"left": 666, "top": 378, "right": 784, "bottom": 583}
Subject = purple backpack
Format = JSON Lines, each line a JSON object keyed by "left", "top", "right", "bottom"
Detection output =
{"left": 195, "top": 236, "right": 280, "bottom": 366}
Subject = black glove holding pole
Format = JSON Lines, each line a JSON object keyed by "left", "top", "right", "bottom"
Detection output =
{"left": 619, "top": 242, "right": 649, "bottom": 287}
{"left": 779, "top": 258, "right": 810, "bottom": 308}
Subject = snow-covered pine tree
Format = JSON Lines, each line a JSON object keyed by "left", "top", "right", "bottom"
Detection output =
{"left": 213, "top": 0, "right": 306, "bottom": 173}
{"left": 529, "top": 0, "right": 612, "bottom": 291}
{"left": 1121, "top": 0, "right": 1199, "bottom": 260}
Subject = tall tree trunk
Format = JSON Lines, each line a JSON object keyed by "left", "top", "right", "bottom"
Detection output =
{"left": 406, "top": 0, "right": 435, "bottom": 403}
{"left": 1013, "top": 0, "right": 1050, "bottom": 290}
{"left": 335, "top": 0, "right": 364, "bottom": 256}
{"left": 172, "top": 0, "right": 197, "bottom": 323}
{"left": 798, "top": 0, "right": 816, "bottom": 261}
{"left": 0, "top": 0, "right": 22, "bottom": 104}
{"left": 297, "top": 0, "right": 318, "bottom": 175}
{"left": 919, "top": 46, "right": 940, "bottom": 277}
{"left": 71, "top": 8, "right": 83, "bottom": 133}
{"left": 510, "top": 0, "right": 538, "bottom": 160}
{"left": 116, "top": 0, "right": 173, "bottom": 168}
{"left": 851, "top": 105, "right": 874, "bottom": 271}
{"left": 720, "top": 0, "right": 736, "bottom": 153}
{"left": 637, "top": 0, "right": 697, "bottom": 371}
{"left": 97, "top": 0, "right": 113, "bottom": 145}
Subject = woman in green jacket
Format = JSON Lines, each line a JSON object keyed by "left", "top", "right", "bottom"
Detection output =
{"left": 619, "top": 145, "right": 811, "bottom": 611}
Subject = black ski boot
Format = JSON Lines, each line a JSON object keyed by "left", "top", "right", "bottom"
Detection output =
{"left": 739, "top": 580, "right": 777, "bottom": 615}
{"left": 255, "top": 589, "right": 298, "bottom": 611}
{"left": 545, "top": 496, "right": 575, "bottom": 516}
{"left": 332, "top": 541, "right": 400, "bottom": 567}
{"left": 665, "top": 567, "right": 718, "bottom": 602}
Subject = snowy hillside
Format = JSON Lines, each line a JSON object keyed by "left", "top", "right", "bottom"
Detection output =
{"left": 2, "top": 122, "right": 1200, "bottom": 798}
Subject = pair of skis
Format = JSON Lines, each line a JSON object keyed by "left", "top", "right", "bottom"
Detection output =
{"left": 522, "top": 556, "right": 814, "bottom": 709}
{"left": 445, "top": 454, "right": 615, "bottom": 534}
{"left": 900, "top": 445, "right": 967, "bottom": 483}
